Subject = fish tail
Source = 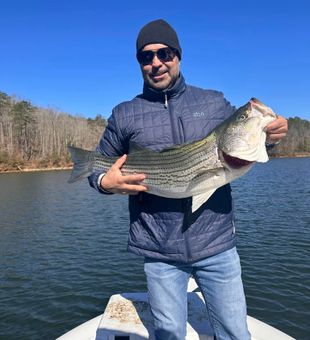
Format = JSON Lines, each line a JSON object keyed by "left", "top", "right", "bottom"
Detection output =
{"left": 67, "top": 146, "right": 95, "bottom": 183}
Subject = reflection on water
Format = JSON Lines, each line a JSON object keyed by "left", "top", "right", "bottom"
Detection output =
{"left": 0, "top": 158, "right": 309, "bottom": 339}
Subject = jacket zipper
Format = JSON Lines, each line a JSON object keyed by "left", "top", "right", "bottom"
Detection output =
{"left": 164, "top": 93, "right": 168, "bottom": 108}
{"left": 165, "top": 92, "right": 182, "bottom": 145}
{"left": 165, "top": 92, "right": 192, "bottom": 261}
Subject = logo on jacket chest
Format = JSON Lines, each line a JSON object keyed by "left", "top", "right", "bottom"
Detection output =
{"left": 193, "top": 111, "right": 206, "bottom": 117}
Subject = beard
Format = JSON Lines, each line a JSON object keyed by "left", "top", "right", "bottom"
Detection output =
{"left": 142, "top": 66, "right": 180, "bottom": 91}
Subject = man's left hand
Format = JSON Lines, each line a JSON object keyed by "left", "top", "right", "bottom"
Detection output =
{"left": 265, "top": 115, "right": 288, "bottom": 144}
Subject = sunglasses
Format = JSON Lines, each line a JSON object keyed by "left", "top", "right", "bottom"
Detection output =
{"left": 137, "top": 47, "right": 177, "bottom": 65}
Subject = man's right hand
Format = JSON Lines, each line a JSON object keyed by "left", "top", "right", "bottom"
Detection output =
{"left": 100, "top": 154, "right": 148, "bottom": 195}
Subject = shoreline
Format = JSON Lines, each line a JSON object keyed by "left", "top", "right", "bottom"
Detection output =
{"left": 269, "top": 153, "right": 310, "bottom": 159}
{"left": 0, "top": 166, "right": 72, "bottom": 174}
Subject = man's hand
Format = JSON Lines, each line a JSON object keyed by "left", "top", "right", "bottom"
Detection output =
{"left": 265, "top": 115, "right": 288, "bottom": 144}
{"left": 100, "top": 154, "right": 148, "bottom": 195}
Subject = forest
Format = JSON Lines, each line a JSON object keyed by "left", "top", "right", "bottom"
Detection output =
{"left": 0, "top": 91, "right": 309, "bottom": 172}
{"left": 0, "top": 92, "right": 106, "bottom": 171}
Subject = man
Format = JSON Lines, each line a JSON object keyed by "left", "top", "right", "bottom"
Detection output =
{"left": 88, "top": 19, "right": 288, "bottom": 340}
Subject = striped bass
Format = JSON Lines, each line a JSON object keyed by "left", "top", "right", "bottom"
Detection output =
{"left": 68, "top": 98, "right": 277, "bottom": 212}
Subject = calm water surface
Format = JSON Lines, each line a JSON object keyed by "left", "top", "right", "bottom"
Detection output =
{"left": 0, "top": 158, "right": 309, "bottom": 339}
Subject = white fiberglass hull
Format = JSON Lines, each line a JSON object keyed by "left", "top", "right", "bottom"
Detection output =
{"left": 57, "top": 279, "right": 294, "bottom": 340}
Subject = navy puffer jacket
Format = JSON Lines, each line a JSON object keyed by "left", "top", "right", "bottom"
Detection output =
{"left": 89, "top": 74, "right": 237, "bottom": 263}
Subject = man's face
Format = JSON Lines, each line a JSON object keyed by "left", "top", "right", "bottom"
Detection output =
{"left": 139, "top": 43, "right": 180, "bottom": 91}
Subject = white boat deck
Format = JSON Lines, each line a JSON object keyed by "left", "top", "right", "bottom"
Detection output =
{"left": 57, "top": 279, "right": 295, "bottom": 340}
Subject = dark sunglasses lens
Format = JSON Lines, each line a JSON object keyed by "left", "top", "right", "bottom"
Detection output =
{"left": 138, "top": 48, "right": 176, "bottom": 65}
{"left": 157, "top": 48, "right": 175, "bottom": 62}
{"left": 138, "top": 51, "right": 154, "bottom": 65}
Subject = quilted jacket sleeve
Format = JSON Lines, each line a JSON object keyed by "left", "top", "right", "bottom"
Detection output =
{"left": 88, "top": 109, "right": 127, "bottom": 194}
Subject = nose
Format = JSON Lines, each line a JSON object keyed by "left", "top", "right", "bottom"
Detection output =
{"left": 151, "top": 54, "right": 163, "bottom": 67}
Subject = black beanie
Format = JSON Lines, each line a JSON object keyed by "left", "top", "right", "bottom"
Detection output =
{"left": 136, "top": 19, "right": 182, "bottom": 60}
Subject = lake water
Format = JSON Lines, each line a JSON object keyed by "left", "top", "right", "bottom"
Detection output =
{"left": 0, "top": 158, "right": 309, "bottom": 340}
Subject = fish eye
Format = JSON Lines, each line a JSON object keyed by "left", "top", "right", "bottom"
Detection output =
{"left": 238, "top": 114, "right": 247, "bottom": 121}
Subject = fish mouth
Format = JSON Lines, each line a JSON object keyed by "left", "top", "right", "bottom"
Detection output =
{"left": 221, "top": 151, "right": 254, "bottom": 169}
{"left": 249, "top": 98, "right": 277, "bottom": 119}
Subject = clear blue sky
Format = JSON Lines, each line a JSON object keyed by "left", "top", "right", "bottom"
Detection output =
{"left": 1, "top": 0, "right": 309, "bottom": 120}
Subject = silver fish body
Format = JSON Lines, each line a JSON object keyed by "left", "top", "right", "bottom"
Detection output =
{"left": 68, "top": 98, "right": 277, "bottom": 211}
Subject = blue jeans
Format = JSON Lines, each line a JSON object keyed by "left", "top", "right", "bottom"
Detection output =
{"left": 144, "top": 247, "right": 250, "bottom": 340}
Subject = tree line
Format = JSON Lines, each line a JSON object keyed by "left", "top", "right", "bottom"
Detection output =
{"left": 267, "top": 117, "right": 310, "bottom": 157}
{"left": 0, "top": 91, "right": 309, "bottom": 171}
{"left": 0, "top": 91, "right": 106, "bottom": 170}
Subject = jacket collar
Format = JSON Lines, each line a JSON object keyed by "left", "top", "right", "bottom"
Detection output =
{"left": 142, "top": 73, "right": 186, "bottom": 103}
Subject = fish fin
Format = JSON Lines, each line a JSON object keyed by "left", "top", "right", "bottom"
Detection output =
{"left": 67, "top": 146, "right": 95, "bottom": 183}
{"left": 256, "top": 136, "right": 269, "bottom": 163}
{"left": 129, "top": 142, "right": 148, "bottom": 153}
{"left": 160, "top": 135, "right": 216, "bottom": 154}
{"left": 129, "top": 141, "right": 185, "bottom": 155}
{"left": 128, "top": 142, "right": 162, "bottom": 158}
{"left": 192, "top": 189, "right": 217, "bottom": 212}
{"left": 257, "top": 147, "right": 269, "bottom": 162}
{"left": 159, "top": 143, "right": 183, "bottom": 153}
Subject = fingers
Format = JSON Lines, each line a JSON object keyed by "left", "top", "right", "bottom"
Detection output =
{"left": 122, "top": 173, "right": 146, "bottom": 184}
{"left": 118, "top": 182, "right": 148, "bottom": 195}
{"left": 266, "top": 133, "right": 287, "bottom": 143}
{"left": 266, "top": 115, "right": 288, "bottom": 132}
{"left": 112, "top": 154, "right": 127, "bottom": 169}
{"left": 120, "top": 174, "right": 148, "bottom": 194}
{"left": 265, "top": 115, "right": 288, "bottom": 143}
{"left": 101, "top": 173, "right": 147, "bottom": 193}
{"left": 112, "top": 183, "right": 148, "bottom": 195}
{"left": 100, "top": 154, "right": 148, "bottom": 195}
